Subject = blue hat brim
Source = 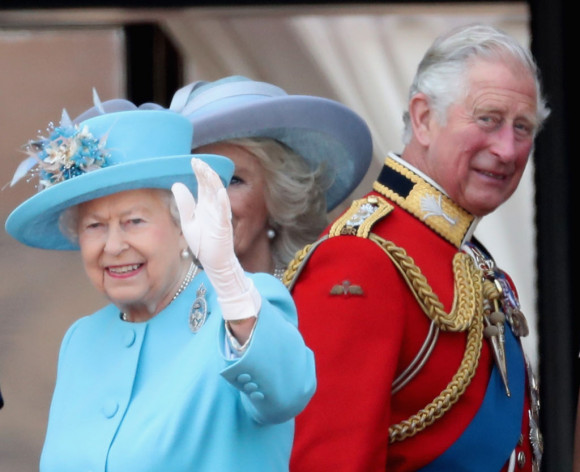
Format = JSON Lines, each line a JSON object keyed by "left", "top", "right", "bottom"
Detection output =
{"left": 188, "top": 95, "right": 373, "bottom": 211}
{"left": 5, "top": 154, "right": 234, "bottom": 250}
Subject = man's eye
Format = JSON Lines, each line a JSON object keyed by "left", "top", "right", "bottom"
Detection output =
{"left": 478, "top": 115, "right": 497, "bottom": 126}
{"left": 230, "top": 175, "right": 243, "bottom": 185}
{"left": 514, "top": 122, "right": 534, "bottom": 137}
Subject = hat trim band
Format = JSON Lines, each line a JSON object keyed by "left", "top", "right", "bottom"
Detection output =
{"left": 179, "top": 81, "right": 288, "bottom": 117}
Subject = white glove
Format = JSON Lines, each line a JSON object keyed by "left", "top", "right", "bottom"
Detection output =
{"left": 171, "top": 158, "right": 261, "bottom": 321}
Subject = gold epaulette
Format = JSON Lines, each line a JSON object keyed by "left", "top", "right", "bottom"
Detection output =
{"left": 328, "top": 195, "right": 394, "bottom": 239}
{"left": 282, "top": 196, "right": 393, "bottom": 289}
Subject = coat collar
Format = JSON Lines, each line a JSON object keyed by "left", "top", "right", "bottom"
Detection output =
{"left": 373, "top": 153, "right": 480, "bottom": 248}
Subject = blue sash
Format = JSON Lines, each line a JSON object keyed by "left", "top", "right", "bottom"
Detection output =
{"left": 418, "top": 327, "right": 525, "bottom": 471}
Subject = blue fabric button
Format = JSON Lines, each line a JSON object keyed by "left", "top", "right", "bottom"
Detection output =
{"left": 243, "top": 382, "right": 258, "bottom": 393}
{"left": 249, "top": 391, "right": 264, "bottom": 401}
{"left": 102, "top": 400, "right": 119, "bottom": 418}
{"left": 237, "top": 373, "right": 251, "bottom": 383}
{"left": 124, "top": 329, "right": 136, "bottom": 347}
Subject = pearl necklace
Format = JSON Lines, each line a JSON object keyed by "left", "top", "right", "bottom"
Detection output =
{"left": 273, "top": 265, "right": 286, "bottom": 281}
{"left": 121, "top": 262, "right": 199, "bottom": 322}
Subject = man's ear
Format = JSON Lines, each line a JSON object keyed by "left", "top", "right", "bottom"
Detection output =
{"left": 408, "top": 93, "right": 433, "bottom": 147}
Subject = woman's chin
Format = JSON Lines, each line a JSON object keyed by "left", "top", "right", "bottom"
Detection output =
{"left": 107, "top": 293, "right": 146, "bottom": 313}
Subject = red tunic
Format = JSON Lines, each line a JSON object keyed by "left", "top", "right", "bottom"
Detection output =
{"left": 289, "top": 155, "right": 539, "bottom": 472}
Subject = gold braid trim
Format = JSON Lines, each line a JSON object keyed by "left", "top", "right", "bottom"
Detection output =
{"left": 283, "top": 234, "right": 485, "bottom": 443}
{"left": 388, "top": 315, "right": 483, "bottom": 442}
{"left": 369, "top": 235, "right": 482, "bottom": 332}
{"left": 389, "top": 320, "right": 483, "bottom": 444}
{"left": 482, "top": 279, "right": 501, "bottom": 303}
{"left": 282, "top": 241, "right": 320, "bottom": 290}
{"left": 369, "top": 235, "right": 484, "bottom": 443}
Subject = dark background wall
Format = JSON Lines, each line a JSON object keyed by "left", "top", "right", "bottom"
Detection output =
{"left": 529, "top": 0, "right": 577, "bottom": 470}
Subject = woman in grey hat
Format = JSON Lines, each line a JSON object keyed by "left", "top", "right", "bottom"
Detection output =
{"left": 170, "top": 76, "right": 373, "bottom": 279}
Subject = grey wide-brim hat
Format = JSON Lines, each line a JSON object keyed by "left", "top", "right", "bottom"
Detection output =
{"left": 170, "top": 76, "right": 373, "bottom": 211}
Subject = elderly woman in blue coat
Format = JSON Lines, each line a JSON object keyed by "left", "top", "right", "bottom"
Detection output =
{"left": 5, "top": 99, "right": 316, "bottom": 472}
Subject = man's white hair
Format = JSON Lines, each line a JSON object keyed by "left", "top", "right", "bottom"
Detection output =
{"left": 402, "top": 23, "right": 550, "bottom": 144}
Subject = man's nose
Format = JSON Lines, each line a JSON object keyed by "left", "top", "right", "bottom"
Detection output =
{"left": 490, "top": 125, "right": 518, "bottom": 162}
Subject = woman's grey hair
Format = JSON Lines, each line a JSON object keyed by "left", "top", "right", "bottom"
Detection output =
{"left": 216, "top": 137, "right": 330, "bottom": 268}
{"left": 58, "top": 189, "right": 181, "bottom": 244}
{"left": 401, "top": 23, "right": 550, "bottom": 145}
{"left": 59, "top": 206, "right": 80, "bottom": 244}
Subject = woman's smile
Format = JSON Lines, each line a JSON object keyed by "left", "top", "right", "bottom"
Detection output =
{"left": 106, "top": 263, "right": 144, "bottom": 277}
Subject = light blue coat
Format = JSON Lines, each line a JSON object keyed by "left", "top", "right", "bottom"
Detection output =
{"left": 40, "top": 272, "right": 316, "bottom": 472}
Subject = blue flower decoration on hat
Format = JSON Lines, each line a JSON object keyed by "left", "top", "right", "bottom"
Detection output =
{"left": 11, "top": 109, "right": 110, "bottom": 190}
{"left": 5, "top": 91, "right": 235, "bottom": 250}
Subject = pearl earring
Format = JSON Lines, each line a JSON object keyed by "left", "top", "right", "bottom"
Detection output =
{"left": 267, "top": 229, "right": 276, "bottom": 240}
{"left": 181, "top": 248, "right": 190, "bottom": 259}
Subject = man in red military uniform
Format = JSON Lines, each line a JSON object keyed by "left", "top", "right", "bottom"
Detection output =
{"left": 288, "top": 24, "right": 549, "bottom": 471}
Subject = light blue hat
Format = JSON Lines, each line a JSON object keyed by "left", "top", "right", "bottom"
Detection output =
{"left": 5, "top": 101, "right": 234, "bottom": 250}
{"left": 170, "top": 76, "right": 373, "bottom": 211}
